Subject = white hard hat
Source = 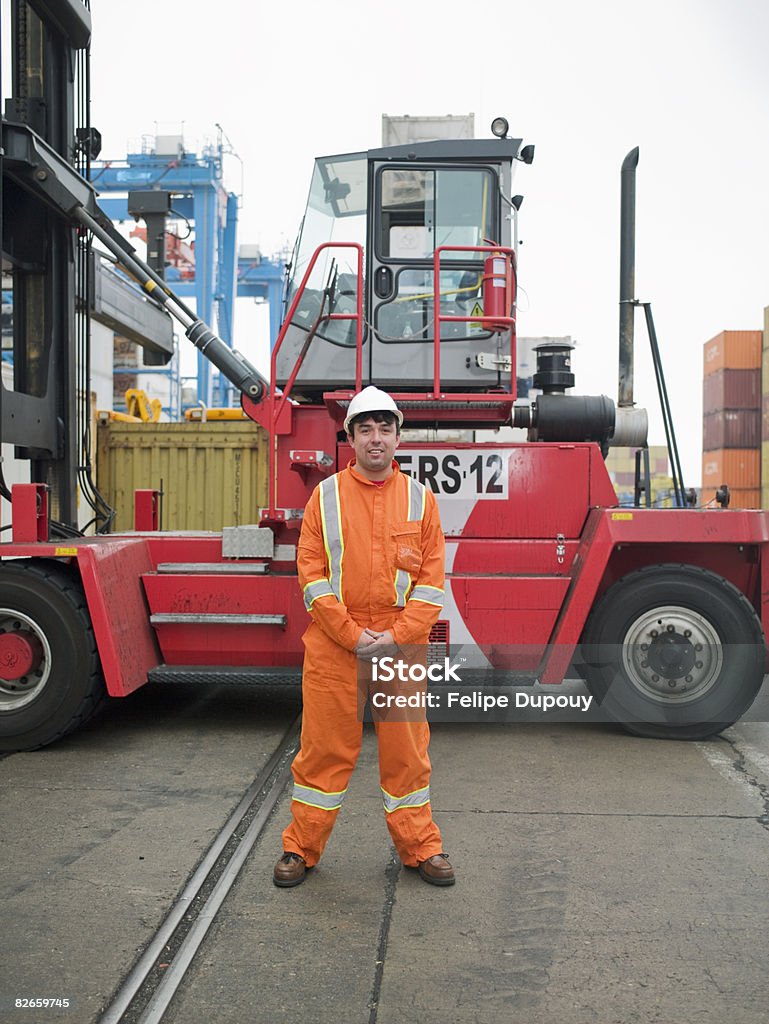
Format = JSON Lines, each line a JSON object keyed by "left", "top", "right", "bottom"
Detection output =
{"left": 343, "top": 386, "right": 403, "bottom": 434}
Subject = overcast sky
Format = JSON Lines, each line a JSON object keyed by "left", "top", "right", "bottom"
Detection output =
{"left": 87, "top": 0, "right": 769, "bottom": 485}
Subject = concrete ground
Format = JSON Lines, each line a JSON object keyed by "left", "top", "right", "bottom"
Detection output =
{"left": 0, "top": 682, "right": 301, "bottom": 1023}
{"left": 1, "top": 682, "right": 768, "bottom": 1024}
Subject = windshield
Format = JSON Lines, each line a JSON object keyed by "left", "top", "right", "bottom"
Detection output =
{"left": 285, "top": 154, "right": 367, "bottom": 345}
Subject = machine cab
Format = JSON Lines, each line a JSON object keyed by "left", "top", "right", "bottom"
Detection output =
{"left": 275, "top": 137, "right": 522, "bottom": 399}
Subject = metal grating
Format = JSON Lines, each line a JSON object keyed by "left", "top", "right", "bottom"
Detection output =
{"left": 427, "top": 620, "right": 450, "bottom": 664}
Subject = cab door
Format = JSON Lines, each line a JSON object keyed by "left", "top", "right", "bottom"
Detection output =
{"left": 368, "top": 161, "right": 508, "bottom": 391}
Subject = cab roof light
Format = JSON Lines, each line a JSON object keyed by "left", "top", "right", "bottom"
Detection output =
{"left": 491, "top": 117, "right": 509, "bottom": 139}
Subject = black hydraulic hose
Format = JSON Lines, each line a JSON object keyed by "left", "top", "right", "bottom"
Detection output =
{"left": 0, "top": 468, "right": 13, "bottom": 504}
{"left": 74, "top": 206, "right": 268, "bottom": 403}
{"left": 73, "top": 206, "right": 198, "bottom": 318}
{"left": 185, "top": 322, "right": 266, "bottom": 402}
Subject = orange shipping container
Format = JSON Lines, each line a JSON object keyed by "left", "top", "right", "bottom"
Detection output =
{"left": 725, "top": 488, "right": 761, "bottom": 509}
{"left": 702, "top": 448, "right": 759, "bottom": 490}
{"left": 703, "top": 330, "right": 761, "bottom": 376}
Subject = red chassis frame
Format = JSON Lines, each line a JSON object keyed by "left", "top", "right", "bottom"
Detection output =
{"left": 4, "top": 472, "right": 769, "bottom": 699}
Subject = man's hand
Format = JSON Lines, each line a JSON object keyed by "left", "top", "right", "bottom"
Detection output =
{"left": 354, "top": 628, "right": 381, "bottom": 656}
{"left": 356, "top": 629, "right": 397, "bottom": 661}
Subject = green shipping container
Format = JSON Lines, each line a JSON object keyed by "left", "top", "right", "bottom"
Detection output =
{"left": 97, "top": 421, "right": 268, "bottom": 532}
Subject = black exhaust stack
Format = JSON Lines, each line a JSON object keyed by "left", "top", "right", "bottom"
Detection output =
{"left": 513, "top": 146, "right": 649, "bottom": 452}
{"left": 618, "top": 147, "right": 639, "bottom": 408}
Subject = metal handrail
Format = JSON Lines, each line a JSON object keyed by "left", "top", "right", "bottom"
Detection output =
{"left": 432, "top": 244, "right": 516, "bottom": 399}
{"left": 265, "top": 242, "right": 364, "bottom": 514}
{"left": 263, "top": 241, "right": 516, "bottom": 516}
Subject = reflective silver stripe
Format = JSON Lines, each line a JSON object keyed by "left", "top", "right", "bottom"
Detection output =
{"left": 303, "top": 579, "right": 335, "bottom": 610}
{"left": 409, "top": 585, "right": 444, "bottom": 607}
{"left": 319, "top": 476, "right": 344, "bottom": 601}
{"left": 381, "top": 785, "right": 431, "bottom": 814}
{"left": 394, "top": 568, "right": 411, "bottom": 607}
{"left": 292, "top": 783, "right": 347, "bottom": 811}
{"left": 408, "top": 476, "right": 426, "bottom": 522}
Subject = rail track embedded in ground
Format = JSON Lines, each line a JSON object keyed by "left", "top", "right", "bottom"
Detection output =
{"left": 98, "top": 716, "right": 301, "bottom": 1024}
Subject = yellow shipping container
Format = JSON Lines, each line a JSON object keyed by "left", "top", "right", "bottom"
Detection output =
{"left": 603, "top": 445, "right": 669, "bottom": 476}
{"left": 97, "top": 421, "right": 268, "bottom": 532}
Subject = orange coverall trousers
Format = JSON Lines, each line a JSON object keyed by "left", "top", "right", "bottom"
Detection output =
{"left": 281, "top": 620, "right": 443, "bottom": 868}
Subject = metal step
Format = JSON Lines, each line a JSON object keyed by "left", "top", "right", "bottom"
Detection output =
{"left": 150, "top": 613, "right": 287, "bottom": 626}
{"left": 148, "top": 665, "right": 302, "bottom": 686}
{"left": 156, "top": 562, "right": 269, "bottom": 574}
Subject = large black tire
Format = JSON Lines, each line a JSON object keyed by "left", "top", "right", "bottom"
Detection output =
{"left": 0, "top": 561, "right": 105, "bottom": 751}
{"left": 581, "top": 564, "right": 766, "bottom": 740}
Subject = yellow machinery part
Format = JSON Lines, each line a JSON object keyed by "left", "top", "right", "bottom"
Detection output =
{"left": 184, "top": 407, "right": 248, "bottom": 421}
{"left": 125, "top": 388, "right": 162, "bottom": 423}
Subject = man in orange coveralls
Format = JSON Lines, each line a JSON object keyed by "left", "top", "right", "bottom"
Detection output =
{"left": 273, "top": 386, "right": 454, "bottom": 888}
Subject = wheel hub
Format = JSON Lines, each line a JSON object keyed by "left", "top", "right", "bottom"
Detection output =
{"left": 0, "top": 630, "right": 43, "bottom": 680}
{"left": 0, "top": 609, "right": 52, "bottom": 711}
{"left": 623, "top": 605, "right": 722, "bottom": 704}
{"left": 646, "top": 632, "right": 696, "bottom": 679}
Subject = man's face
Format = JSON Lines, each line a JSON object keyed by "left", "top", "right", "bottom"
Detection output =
{"left": 348, "top": 416, "right": 400, "bottom": 478}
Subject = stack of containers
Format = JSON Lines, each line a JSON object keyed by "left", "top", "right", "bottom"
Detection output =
{"left": 113, "top": 335, "right": 138, "bottom": 409}
{"left": 702, "top": 330, "right": 762, "bottom": 508}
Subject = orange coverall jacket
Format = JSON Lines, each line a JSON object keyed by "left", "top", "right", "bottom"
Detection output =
{"left": 299, "top": 459, "right": 445, "bottom": 644}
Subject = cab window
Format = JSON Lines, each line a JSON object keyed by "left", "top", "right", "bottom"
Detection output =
{"left": 378, "top": 167, "right": 495, "bottom": 261}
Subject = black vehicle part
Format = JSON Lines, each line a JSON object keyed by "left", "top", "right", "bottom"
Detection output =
{"left": 514, "top": 394, "right": 616, "bottom": 445}
{"left": 0, "top": 561, "right": 105, "bottom": 751}
{"left": 532, "top": 341, "right": 575, "bottom": 394}
{"left": 580, "top": 563, "right": 765, "bottom": 740}
{"left": 615, "top": 147, "right": 687, "bottom": 506}
{"left": 74, "top": 207, "right": 268, "bottom": 403}
{"left": 27, "top": 0, "right": 92, "bottom": 49}
{"left": 618, "top": 147, "right": 638, "bottom": 409}
{"left": 639, "top": 301, "right": 687, "bottom": 506}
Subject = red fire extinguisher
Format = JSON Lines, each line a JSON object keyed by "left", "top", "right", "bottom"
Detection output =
{"left": 482, "top": 252, "right": 515, "bottom": 332}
